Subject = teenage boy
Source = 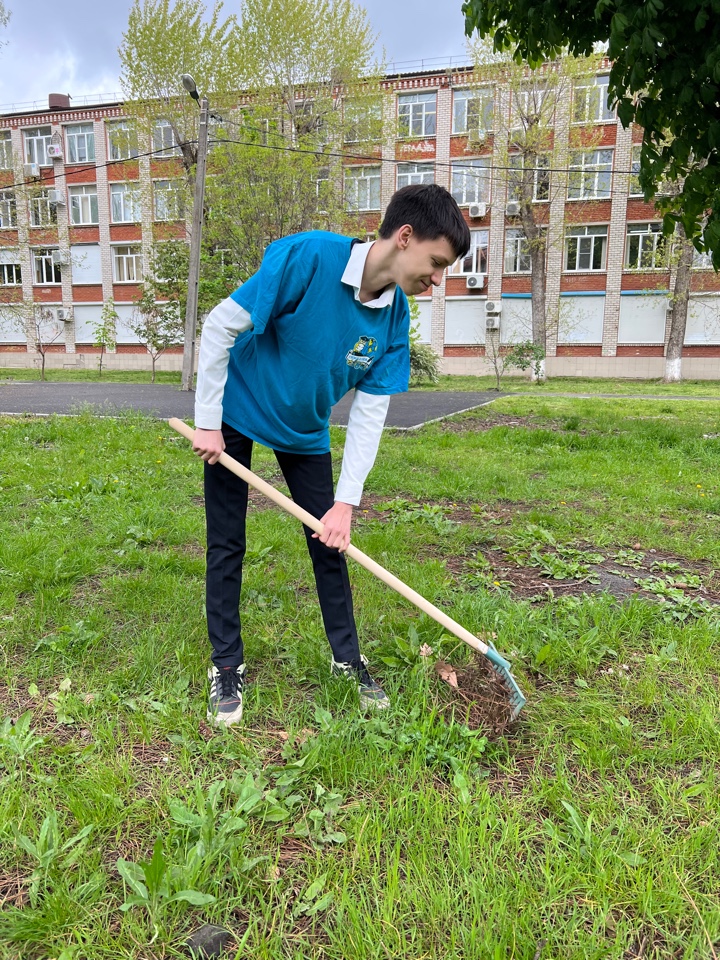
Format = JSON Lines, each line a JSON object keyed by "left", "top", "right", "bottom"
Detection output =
{"left": 192, "top": 183, "right": 470, "bottom": 726}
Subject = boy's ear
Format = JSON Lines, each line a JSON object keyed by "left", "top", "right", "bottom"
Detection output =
{"left": 396, "top": 224, "right": 413, "bottom": 249}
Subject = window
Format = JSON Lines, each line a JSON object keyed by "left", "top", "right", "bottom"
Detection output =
{"left": 0, "top": 252, "right": 21, "bottom": 285}
{"left": 398, "top": 92, "right": 436, "bottom": 138}
{"left": 626, "top": 223, "right": 665, "bottom": 269}
{"left": 629, "top": 144, "right": 643, "bottom": 197}
{"left": 448, "top": 229, "right": 489, "bottom": 275}
{"left": 110, "top": 182, "right": 142, "bottom": 223}
{"left": 23, "top": 126, "right": 53, "bottom": 166}
{"left": 113, "top": 245, "right": 143, "bottom": 282}
{"left": 513, "top": 85, "right": 548, "bottom": 125}
{"left": 32, "top": 248, "right": 61, "bottom": 284}
{"left": 153, "top": 179, "right": 184, "bottom": 220}
{"left": 65, "top": 123, "right": 95, "bottom": 163}
{"left": 68, "top": 185, "right": 99, "bottom": 225}
{"left": 451, "top": 159, "right": 491, "bottom": 206}
{"left": 508, "top": 154, "right": 550, "bottom": 202}
{"left": 573, "top": 76, "right": 614, "bottom": 124}
{"left": 344, "top": 165, "right": 381, "bottom": 211}
{"left": 693, "top": 247, "right": 714, "bottom": 269}
{"left": 568, "top": 149, "right": 613, "bottom": 199}
{"left": 504, "top": 227, "right": 535, "bottom": 273}
{"left": 397, "top": 162, "right": 434, "bottom": 189}
{"left": 30, "top": 188, "right": 58, "bottom": 227}
{"left": 0, "top": 131, "right": 12, "bottom": 170}
{"left": 452, "top": 88, "right": 494, "bottom": 135}
{"left": 153, "top": 119, "right": 179, "bottom": 158}
{"left": 0, "top": 190, "right": 17, "bottom": 227}
{"left": 107, "top": 120, "right": 139, "bottom": 161}
{"left": 344, "top": 100, "right": 382, "bottom": 143}
{"left": 564, "top": 225, "right": 608, "bottom": 271}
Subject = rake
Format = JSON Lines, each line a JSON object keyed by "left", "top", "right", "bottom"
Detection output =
{"left": 169, "top": 417, "right": 526, "bottom": 720}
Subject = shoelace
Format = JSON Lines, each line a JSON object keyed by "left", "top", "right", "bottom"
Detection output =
{"left": 218, "top": 668, "right": 241, "bottom": 698}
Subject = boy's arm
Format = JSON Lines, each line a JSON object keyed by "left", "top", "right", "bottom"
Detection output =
{"left": 192, "top": 296, "right": 253, "bottom": 463}
{"left": 313, "top": 391, "right": 390, "bottom": 551}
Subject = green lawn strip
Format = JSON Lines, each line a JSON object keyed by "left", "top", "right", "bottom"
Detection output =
{"left": 1, "top": 407, "right": 720, "bottom": 958}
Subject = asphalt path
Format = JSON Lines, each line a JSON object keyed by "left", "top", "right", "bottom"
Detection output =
{"left": 0, "top": 381, "right": 503, "bottom": 429}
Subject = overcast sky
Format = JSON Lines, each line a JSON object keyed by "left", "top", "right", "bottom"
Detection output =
{"left": 0, "top": 0, "right": 471, "bottom": 111}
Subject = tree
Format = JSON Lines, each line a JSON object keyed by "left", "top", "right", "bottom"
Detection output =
{"left": 132, "top": 241, "right": 188, "bottom": 381}
{"left": 130, "top": 293, "right": 184, "bottom": 382}
{"left": 0, "top": 305, "right": 64, "bottom": 381}
{"left": 118, "top": 0, "right": 239, "bottom": 174}
{"left": 468, "top": 40, "right": 604, "bottom": 378}
{"left": 462, "top": 0, "right": 720, "bottom": 265}
{"left": 92, "top": 299, "right": 118, "bottom": 377}
{"left": 407, "top": 297, "right": 440, "bottom": 385}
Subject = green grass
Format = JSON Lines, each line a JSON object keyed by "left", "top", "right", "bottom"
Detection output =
{"left": 3, "top": 366, "right": 720, "bottom": 397}
{"left": 1, "top": 400, "right": 719, "bottom": 959}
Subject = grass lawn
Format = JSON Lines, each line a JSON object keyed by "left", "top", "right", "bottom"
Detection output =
{"left": 2, "top": 366, "right": 720, "bottom": 398}
{"left": 1, "top": 397, "right": 719, "bottom": 959}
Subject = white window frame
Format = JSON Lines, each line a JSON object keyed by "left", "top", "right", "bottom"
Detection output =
{"left": 448, "top": 229, "right": 489, "bottom": 276}
{"left": 30, "top": 188, "right": 57, "bottom": 227}
{"left": 625, "top": 223, "right": 665, "bottom": 270}
{"left": 23, "top": 126, "right": 53, "bottom": 166}
{"left": 451, "top": 159, "right": 491, "bottom": 206}
{"left": 344, "top": 165, "right": 381, "bottom": 212}
{"left": 32, "top": 248, "right": 62, "bottom": 285}
{"left": 65, "top": 123, "right": 95, "bottom": 164}
{"left": 110, "top": 182, "right": 142, "bottom": 223}
{"left": 505, "top": 227, "right": 532, "bottom": 274}
{"left": 508, "top": 154, "right": 550, "bottom": 202}
{"left": 513, "top": 85, "right": 548, "bottom": 127}
{"left": 568, "top": 149, "right": 613, "bottom": 200}
{"left": 398, "top": 92, "right": 437, "bottom": 138}
{"left": 107, "top": 120, "right": 139, "bottom": 161}
{"left": 68, "top": 184, "right": 99, "bottom": 225}
{"left": 153, "top": 119, "right": 180, "bottom": 158}
{"left": 153, "top": 179, "right": 184, "bottom": 221}
{"left": 452, "top": 88, "right": 494, "bottom": 136}
{"left": 112, "top": 244, "right": 143, "bottom": 283}
{"left": 397, "top": 162, "right": 434, "bottom": 190}
{"left": 564, "top": 225, "right": 608, "bottom": 271}
{"left": 0, "top": 131, "right": 12, "bottom": 170}
{"left": 693, "top": 247, "right": 714, "bottom": 270}
{"left": 0, "top": 253, "right": 21, "bottom": 285}
{"left": 572, "top": 76, "right": 615, "bottom": 124}
{"left": 629, "top": 144, "right": 643, "bottom": 197}
{"left": 343, "top": 100, "right": 382, "bottom": 143}
{"left": 0, "top": 189, "right": 17, "bottom": 228}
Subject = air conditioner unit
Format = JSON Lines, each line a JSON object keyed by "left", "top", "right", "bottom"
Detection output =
{"left": 466, "top": 273, "right": 486, "bottom": 290}
{"left": 56, "top": 308, "right": 70, "bottom": 322}
{"left": 506, "top": 200, "right": 521, "bottom": 216}
{"left": 47, "top": 144, "right": 64, "bottom": 159}
{"left": 24, "top": 163, "right": 40, "bottom": 178}
{"left": 468, "top": 202, "right": 487, "bottom": 219}
{"left": 486, "top": 314, "right": 500, "bottom": 331}
{"left": 48, "top": 189, "right": 65, "bottom": 205}
{"left": 485, "top": 299, "right": 502, "bottom": 315}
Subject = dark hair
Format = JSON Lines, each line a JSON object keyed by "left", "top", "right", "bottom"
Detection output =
{"left": 378, "top": 183, "right": 471, "bottom": 260}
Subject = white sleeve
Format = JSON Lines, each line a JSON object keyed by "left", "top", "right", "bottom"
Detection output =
{"left": 194, "top": 296, "right": 253, "bottom": 429}
{"left": 335, "top": 391, "right": 390, "bottom": 506}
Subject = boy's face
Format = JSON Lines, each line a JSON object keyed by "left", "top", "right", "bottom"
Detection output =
{"left": 395, "top": 230, "right": 457, "bottom": 296}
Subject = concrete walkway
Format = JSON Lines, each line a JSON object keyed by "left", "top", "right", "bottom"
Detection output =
{"left": 0, "top": 381, "right": 504, "bottom": 429}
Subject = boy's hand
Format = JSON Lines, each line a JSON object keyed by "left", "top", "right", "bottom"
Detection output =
{"left": 314, "top": 501, "right": 353, "bottom": 552}
{"left": 192, "top": 428, "right": 225, "bottom": 464}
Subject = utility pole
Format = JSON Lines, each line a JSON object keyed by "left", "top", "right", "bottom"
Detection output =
{"left": 180, "top": 86, "right": 209, "bottom": 392}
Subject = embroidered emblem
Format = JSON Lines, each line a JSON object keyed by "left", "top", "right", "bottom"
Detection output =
{"left": 346, "top": 335, "right": 378, "bottom": 370}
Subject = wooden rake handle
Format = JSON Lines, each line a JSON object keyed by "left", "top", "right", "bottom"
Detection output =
{"left": 169, "top": 417, "right": 491, "bottom": 657}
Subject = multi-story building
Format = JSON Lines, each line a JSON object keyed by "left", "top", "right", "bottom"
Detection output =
{"left": 1, "top": 65, "right": 719, "bottom": 379}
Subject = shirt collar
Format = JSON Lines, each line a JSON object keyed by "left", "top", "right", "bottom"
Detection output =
{"left": 341, "top": 240, "right": 397, "bottom": 309}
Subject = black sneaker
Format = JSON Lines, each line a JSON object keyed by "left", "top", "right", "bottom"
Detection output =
{"left": 331, "top": 655, "right": 389, "bottom": 710}
{"left": 207, "top": 664, "right": 245, "bottom": 726}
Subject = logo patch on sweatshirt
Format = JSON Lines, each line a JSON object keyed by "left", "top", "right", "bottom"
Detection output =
{"left": 346, "top": 336, "right": 378, "bottom": 370}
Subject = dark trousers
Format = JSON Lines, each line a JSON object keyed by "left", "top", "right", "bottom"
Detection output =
{"left": 204, "top": 422, "right": 361, "bottom": 668}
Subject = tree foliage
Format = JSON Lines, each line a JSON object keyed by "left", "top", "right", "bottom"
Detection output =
{"left": 462, "top": 0, "right": 720, "bottom": 265}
